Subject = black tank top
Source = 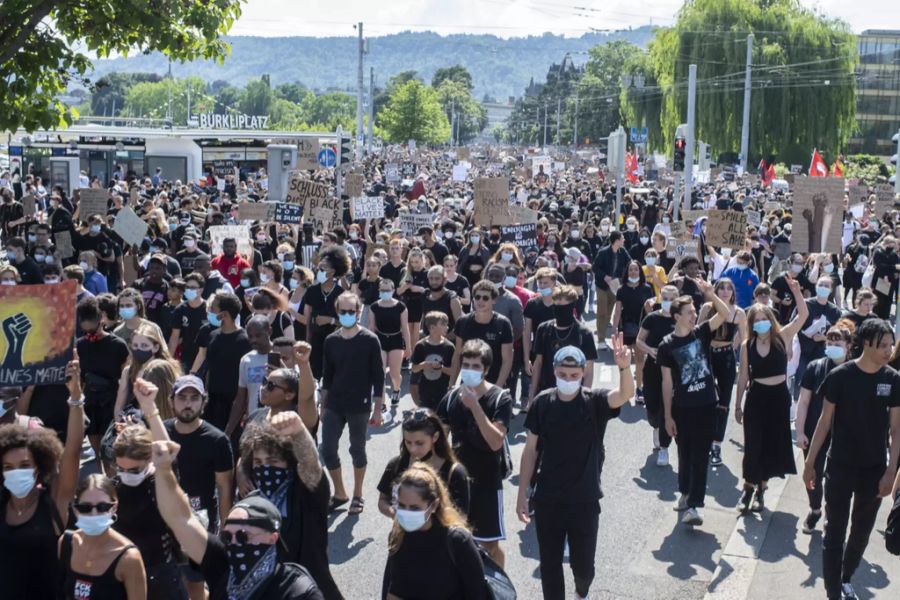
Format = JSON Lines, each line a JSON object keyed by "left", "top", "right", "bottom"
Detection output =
{"left": 0, "top": 488, "right": 65, "bottom": 600}
{"left": 371, "top": 301, "right": 406, "bottom": 336}
{"left": 422, "top": 291, "right": 456, "bottom": 330}
{"left": 748, "top": 339, "right": 787, "bottom": 379}
{"left": 61, "top": 531, "right": 134, "bottom": 600}
{"left": 712, "top": 312, "right": 739, "bottom": 343}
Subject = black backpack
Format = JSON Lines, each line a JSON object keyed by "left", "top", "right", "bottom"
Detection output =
{"left": 887, "top": 489, "right": 900, "bottom": 556}
{"left": 447, "top": 532, "right": 516, "bottom": 600}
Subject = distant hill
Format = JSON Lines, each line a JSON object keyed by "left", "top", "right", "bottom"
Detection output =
{"left": 89, "top": 27, "right": 656, "bottom": 100}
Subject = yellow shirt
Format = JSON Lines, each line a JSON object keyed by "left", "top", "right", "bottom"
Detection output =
{"left": 642, "top": 265, "right": 667, "bottom": 300}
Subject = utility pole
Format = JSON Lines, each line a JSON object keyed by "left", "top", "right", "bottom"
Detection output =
{"left": 739, "top": 33, "right": 753, "bottom": 174}
{"left": 336, "top": 124, "right": 344, "bottom": 199}
{"left": 535, "top": 106, "right": 540, "bottom": 145}
{"left": 367, "top": 67, "right": 374, "bottom": 154}
{"left": 573, "top": 92, "right": 579, "bottom": 148}
{"left": 684, "top": 64, "right": 697, "bottom": 215}
{"left": 166, "top": 61, "right": 173, "bottom": 126}
{"left": 355, "top": 22, "right": 365, "bottom": 161}
{"left": 555, "top": 97, "right": 561, "bottom": 146}
{"left": 450, "top": 100, "right": 457, "bottom": 147}
{"left": 542, "top": 103, "right": 548, "bottom": 148}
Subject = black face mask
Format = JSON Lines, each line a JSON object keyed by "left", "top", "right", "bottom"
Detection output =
{"left": 553, "top": 304, "right": 576, "bottom": 327}
{"left": 225, "top": 541, "right": 276, "bottom": 584}
{"left": 253, "top": 465, "right": 292, "bottom": 499}
{"left": 131, "top": 348, "right": 154, "bottom": 363}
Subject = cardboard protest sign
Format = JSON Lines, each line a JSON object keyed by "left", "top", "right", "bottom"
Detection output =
{"left": 344, "top": 173, "right": 365, "bottom": 199}
{"left": 763, "top": 201, "right": 781, "bottom": 212}
{"left": 452, "top": 164, "right": 468, "bottom": 182}
{"left": 500, "top": 223, "right": 538, "bottom": 252}
{"left": 792, "top": 177, "right": 844, "bottom": 253}
{"left": 473, "top": 177, "right": 510, "bottom": 226}
{"left": 273, "top": 203, "right": 303, "bottom": 225}
{"left": 706, "top": 210, "right": 748, "bottom": 250}
{"left": 385, "top": 163, "right": 400, "bottom": 184}
{"left": 668, "top": 221, "right": 690, "bottom": 242}
{"left": 351, "top": 197, "right": 384, "bottom": 220}
{"left": 508, "top": 205, "right": 539, "bottom": 225}
{"left": 112, "top": 207, "right": 148, "bottom": 247}
{"left": 531, "top": 156, "right": 552, "bottom": 182}
{"left": 78, "top": 189, "right": 110, "bottom": 220}
{"left": 874, "top": 184, "right": 897, "bottom": 208}
{"left": 456, "top": 147, "right": 470, "bottom": 161}
{"left": 54, "top": 230, "right": 75, "bottom": 259}
{"left": 209, "top": 225, "right": 252, "bottom": 258}
{"left": 305, "top": 195, "right": 343, "bottom": 233}
{"left": 238, "top": 201, "right": 275, "bottom": 222}
{"left": 0, "top": 280, "right": 76, "bottom": 387}
{"left": 297, "top": 138, "right": 320, "bottom": 171}
{"left": 21, "top": 194, "right": 36, "bottom": 215}
{"left": 400, "top": 212, "right": 434, "bottom": 236}
{"left": 286, "top": 173, "right": 329, "bottom": 206}
{"left": 681, "top": 210, "right": 705, "bottom": 224}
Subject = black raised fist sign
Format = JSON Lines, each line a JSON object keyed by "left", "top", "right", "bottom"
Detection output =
{"left": 2, "top": 313, "right": 32, "bottom": 369}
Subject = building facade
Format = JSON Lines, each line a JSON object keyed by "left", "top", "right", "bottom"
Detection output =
{"left": 851, "top": 29, "right": 900, "bottom": 155}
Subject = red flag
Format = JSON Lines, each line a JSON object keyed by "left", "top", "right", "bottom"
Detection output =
{"left": 762, "top": 163, "right": 776, "bottom": 186}
{"left": 626, "top": 152, "right": 639, "bottom": 183}
{"left": 833, "top": 159, "right": 844, "bottom": 178}
{"left": 809, "top": 149, "right": 829, "bottom": 177}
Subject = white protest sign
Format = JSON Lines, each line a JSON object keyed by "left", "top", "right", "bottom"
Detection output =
{"left": 209, "top": 225, "right": 252, "bottom": 259}
{"left": 351, "top": 197, "right": 384, "bottom": 220}
{"left": 111, "top": 207, "right": 148, "bottom": 247}
{"left": 400, "top": 212, "right": 434, "bottom": 237}
{"left": 78, "top": 189, "right": 110, "bottom": 220}
{"left": 385, "top": 163, "right": 400, "bottom": 184}
{"left": 452, "top": 164, "right": 469, "bottom": 182}
{"left": 745, "top": 209, "right": 762, "bottom": 228}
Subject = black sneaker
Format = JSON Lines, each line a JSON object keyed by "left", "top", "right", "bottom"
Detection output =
{"left": 751, "top": 487, "right": 766, "bottom": 512}
{"left": 738, "top": 487, "right": 753, "bottom": 513}
{"left": 635, "top": 387, "right": 645, "bottom": 405}
{"left": 709, "top": 445, "right": 723, "bottom": 467}
{"left": 840, "top": 583, "right": 858, "bottom": 599}
{"left": 802, "top": 509, "right": 822, "bottom": 534}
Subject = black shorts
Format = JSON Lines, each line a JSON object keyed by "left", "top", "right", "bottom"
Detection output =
{"left": 468, "top": 485, "right": 505, "bottom": 542}
{"left": 377, "top": 332, "right": 405, "bottom": 352}
{"left": 84, "top": 398, "right": 114, "bottom": 436}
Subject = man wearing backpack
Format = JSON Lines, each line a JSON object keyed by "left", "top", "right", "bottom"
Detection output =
{"left": 516, "top": 338, "right": 633, "bottom": 600}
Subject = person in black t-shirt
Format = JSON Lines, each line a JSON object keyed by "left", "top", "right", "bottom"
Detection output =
{"left": 204, "top": 293, "right": 252, "bottom": 432}
{"left": 657, "top": 280, "right": 730, "bottom": 526}
{"left": 437, "top": 339, "right": 512, "bottom": 569}
{"left": 134, "top": 255, "right": 170, "bottom": 326}
{"left": 517, "top": 341, "right": 631, "bottom": 600}
{"left": 840, "top": 288, "right": 876, "bottom": 333}
{"left": 168, "top": 273, "right": 208, "bottom": 372}
{"left": 452, "top": 280, "right": 514, "bottom": 386}
{"left": 153, "top": 440, "right": 324, "bottom": 600}
{"left": 410, "top": 312, "right": 456, "bottom": 410}
{"left": 803, "top": 319, "right": 900, "bottom": 600}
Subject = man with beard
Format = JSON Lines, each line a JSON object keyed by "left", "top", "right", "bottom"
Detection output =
{"left": 153, "top": 434, "right": 324, "bottom": 600}
{"left": 164, "top": 375, "right": 234, "bottom": 599}
{"left": 211, "top": 237, "right": 252, "bottom": 289}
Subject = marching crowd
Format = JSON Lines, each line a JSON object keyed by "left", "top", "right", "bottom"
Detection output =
{"left": 1, "top": 147, "right": 900, "bottom": 600}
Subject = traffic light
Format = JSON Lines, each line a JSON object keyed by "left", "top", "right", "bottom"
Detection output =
{"left": 673, "top": 124, "right": 687, "bottom": 172}
{"left": 338, "top": 135, "right": 352, "bottom": 169}
{"left": 892, "top": 130, "right": 899, "bottom": 194}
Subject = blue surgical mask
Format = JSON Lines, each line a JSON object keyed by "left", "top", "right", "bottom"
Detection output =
{"left": 645, "top": 257, "right": 657, "bottom": 267}
{"left": 556, "top": 377, "right": 581, "bottom": 395}
{"left": 316, "top": 270, "right": 328, "bottom": 284}
{"left": 823, "top": 263, "right": 834, "bottom": 274}
{"left": 339, "top": 313, "right": 357, "bottom": 328}
{"left": 282, "top": 261, "right": 294, "bottom": 271}
{"left": 470, "top": 235, "right": 480, "bottom": 244}
{"left": 395, "top": 506, "right": 430, "bottom": 532}
{"left": 240, "top": 278, "right": 251, "bottom": 288}
{"left": 824, "top": 345, "right": 846, "bottom": 362}
{"left": 539, "top": 286, "right": 553, "bottom": 297}
{"left": 816, "top": 286, "right": 831, "bottom": 299}
{"left": 3, "top": 468, "right": 36, "bottom": 498}
{"left": 460, "top": 368, "right": 483, "bottom": 387}
{"left": 504, "top": 276, "right": 517, "bottom": 288}
{"left": 752, "top": 320, "right": 772, "bottom": 334}
{"left": 501, "top": 252, "right": 513, "bottom": 262}
{"left": 661, "top": 300, "right": 672, "bottom": 313}
{"left": 260, "top": 274, "right": 270, "bottom": 284}
{"left": 379, "top": 291, "right": 393, "bottom": 302}
{"left": 628, "top": 276, "right": 640, "bottom": 284}
{"left": 119, "top": 307, "right": 136, "bottom": 320}
{"left": 184, "top": 289, "right": 199, "bottom": 302}
{"left": 77, "top": 513, "right": 115, "bottom": 536}
{"left": 169, "top": 223, "right": 177, "bottom": 232}
{"left": 288, "top": 279, "right": 299, "bottom": 290}
{"left": 207, "top": 311, "right": 222, "bottom": 327}
{"left": 6, "top": 250, "right": 17, "bottom": 261}
{"left": 89, "top": 225, "right": 101, "bottom": 234}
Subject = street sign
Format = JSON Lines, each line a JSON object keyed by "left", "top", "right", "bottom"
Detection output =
{"left": 629, "top": 126, "right": 648, "bottom": 143}
{"left": 317, "top": 147, "right": 336, "bottom": 168}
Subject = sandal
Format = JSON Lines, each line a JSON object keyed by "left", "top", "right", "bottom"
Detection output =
{"left": 348, "top": 496, "right": 365, "bottom": 515}
{"left": 328, "top": 496, "right": 349, "bottom": 513}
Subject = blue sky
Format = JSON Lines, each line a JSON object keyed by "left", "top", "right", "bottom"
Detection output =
{"left": 230, "top": 0, "right": 896, "bottom": 38}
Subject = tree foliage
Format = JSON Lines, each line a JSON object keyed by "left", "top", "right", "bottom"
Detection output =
{"left": 0, "top": 0, "right": 243, "bottom": 132}
{"left": 122, "top": 76, "right": 212, "bottom": 123}
{"left": 623, "top": 0, "right": 857, "bottom": 166}
{"left": 432, "top": 65, "right": 474, "bottom": 93}
{"left": 433, "top": 66, "right": 487, "bottom": 143}
{"left": 379, "top": 80, "right": 450, "bottom": 145}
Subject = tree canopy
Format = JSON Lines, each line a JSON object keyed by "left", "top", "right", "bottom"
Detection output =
{"left": 0, "top": 0, "right": 242, "bottom": 131}
{"left": 379, "top": 80, "right": 450, "bottom": 145}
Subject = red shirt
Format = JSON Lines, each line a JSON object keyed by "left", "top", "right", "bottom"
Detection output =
{"left": 210, "top": 254, "right": 251, "bottom": 287}
{"left": 510, "top": 285, "right": 535, "bottom": 308}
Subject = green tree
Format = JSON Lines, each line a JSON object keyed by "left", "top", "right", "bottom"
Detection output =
{"left": 0, "top": 0, "right": 242, "bottom": 131}
{"left": 122, "top": 76, "right": 212, "bottom": 123}
{"left": 575, "top": 41, "right": 646, "bottom": 144}
{"left": 432, "top": 65, "right": 474, "bottom": 93}
{"left": 435, "top": 79, "right": 487, "bottom": 143}
{"left": 379, "top": 80, "right": 450, "bottom": 145}
{"left": 275, "top": 82, "right": 309, "bottom": 104}
{"left": 214, "top": 84, "right": 243, "bottom": 115}
{"left": 624, "top": 0, "right": 857, "bottom": 167}
{"left": 90, "top": 72, "right": 162, "bottom": 117}
{"left": 240, "top": 75, "right": 274, "bottom": 116}
{"left": 302, "top": 92, "right": 357, "bottom": 130}
{"left": 373, "top": 70, "right": 420, "bottom": 118}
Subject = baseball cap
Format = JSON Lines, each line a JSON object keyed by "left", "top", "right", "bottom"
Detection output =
{"left": 553, "top": 346, "right": 586, "bottom": 368}
{"left": 148, "top": 254, "right": 167, "bottom": 266}
{"left": 229, "top": 492, "right": 282, "bottom": 532}
{"left": 173, "top": 374, "right": 205, "bottom": 396}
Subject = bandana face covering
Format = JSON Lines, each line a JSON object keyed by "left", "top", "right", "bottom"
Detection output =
{"left": 252, "top": 465, "right": 293, "bottom": 516}
{"left": 226, "top": 542, "right": 277, "bottom": 599}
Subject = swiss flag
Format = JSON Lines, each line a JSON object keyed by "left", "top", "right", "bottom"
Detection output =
{"left": 809, "top": 149, "right": 829, "bottom": 177}
{"left": 833, "top": 159, "right": 844, "bottom": 178}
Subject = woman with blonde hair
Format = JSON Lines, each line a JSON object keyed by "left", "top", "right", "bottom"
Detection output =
{"left": 488, "top": 242, "right": 524, "bottom": 270}
{"left": 382, "top": 464, "right": 487, "bottom": 600}
{"left": 134, "top": 359, "right": 179, "bottom": 421}
{"left": 113, "top": 323, "right": 177, "bottom": 416}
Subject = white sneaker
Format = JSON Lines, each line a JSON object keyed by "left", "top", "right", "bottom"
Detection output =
{"left": 656, "top": 448, "right": 669, "bottom": 467}
{"left": 597, "top": 340, "right": 610, "bottom": 351}
{"left": 841, "top": 582, "right": 858, "bottom": 599}
{"left": 682, "top": 507, "right": 703, "bottom": 525}
{"left": 674, "top": 494, "right": 688, "bottom": 511}
{"left": 652, "top": 428, "right": 660, "bottom": 451}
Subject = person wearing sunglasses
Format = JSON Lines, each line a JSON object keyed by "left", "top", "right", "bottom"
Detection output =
{"left": 152, "top": 422, "right": 327, "bottom": 600}
{"left": 60, "top": 474, "right": 146, "bottom": 599}
{"left": 377, "top": 408, "right": 470, "bottom": 519}
{"left": 451, "top": 280, "right": 514, "bottom": 388}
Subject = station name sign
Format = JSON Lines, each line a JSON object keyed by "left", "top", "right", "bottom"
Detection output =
{"left": 192, "top": 113, "right": 269, "bottom": 129}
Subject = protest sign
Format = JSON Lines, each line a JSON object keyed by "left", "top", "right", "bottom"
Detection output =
{"left": 351, "top": 197, "right": 384, "bottom": 220}
{"left": 473, "top": 177, "right": 510, "bottom": 226}
{"left": 531, "top": 156, "right": 552, "bottom": 182}
{"left": 54, "top": 230, "right": 74, "bottom": 259}
{"left": 305, "top": 195, "right": 342, "bottom": 233}
{"left": 21, "top": 194, "right": 36, "bottom": 215}
{"left": 400, "top": 212, "right": 434, "bottom": 236}
{"left": 408, "top": 139, "right": 417, "bottom": 151}
{"left": 508, "top": 205, "right": 539, "bottom": 225}
{"left": 456, "top": 147, "right": 470, "bottom": 161}
{"left": 745, "top": 209, "right": 762, "bottom": 228}
{"left": 112, "top": 207, "right": 148, "bottom": 247}
{"left": 849, "top": 203, "right": 864, "bottom": 219}
{"left": 668, "top": 221, "right": 690, "bottom": 242}
{"left": 666, "top": 238, "right": 699, "bottom": 260}
{"left": 401, "top": 162, "right": 417, "bottom": 178}
{"left": 238, "top": 201, "right": 275, "bottom": 222}
{"left": 792, "top": 177, "right": 845, "bottom": 253}
{"left": 78, "top": 189, "right": 110, "bottom": 220}
{"left": 130, "top": 187, "right": 140, "bottom": 206}
{"left": 385, "top": 163, "right": 400, "bottom": 184}
{"left": 209, "top": 225, "right": 252, "bottom": 258}
{"left": 875, "top": 184, "right": 897, "bottom": 207}
{"left": 764, "top": 201, "right": 781, "bottom": 212}
{"left": 681, "top": 210, "right": 705, "bottom": 224}
{"left": 297, "top": 138, "right": 320, "bottom": 171}
{"left": 273, "top": 203, "right": 303, "bottom": 225}
{"left": 706, "top": 210, "right": 748, "bottom": 250}
{"left": 500, "top": 223, "right": 538, "bottom": 252}
{"left": 286, "top": 173, "right": 329, "bottom": 205}
{"left": 0, "top": 280, "right": 76, "bottom": 387}
{"left": 212, "top": 160, "right": 235, "bottom": 177}
{"left": 452, "top": 164, "right": 468, "bottom": 182}
{"left": 848, "top": 183, "right": 871, "bottom": 207}
{"left": 344, "top": 173, "right": 365, "bottom": 199}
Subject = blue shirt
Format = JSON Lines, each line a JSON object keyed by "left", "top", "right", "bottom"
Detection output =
{"left": 722, "top": 266, "right": 759, "bottom": 309}
{"left": 83, "top": 269, "right": 109, "bottom": 295}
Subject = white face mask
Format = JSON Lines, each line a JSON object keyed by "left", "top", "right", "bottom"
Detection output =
{"left": 117, "top": 466, "right": 149, "bottom": 487}
{"left": 3, "top": 468, "right": 36, "bottom": 498}
{"left": 640, "top": 236, "right": 649, "bottom": 245}
{"left": 556, "top": 377, "right": 581, "bottom": 395}
{"left": 395, "top": 504, "right": 432, "bottom": 532}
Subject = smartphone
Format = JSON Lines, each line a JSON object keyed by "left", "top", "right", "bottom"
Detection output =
{"left": 268, "top": 352, "right": 283, "bottom": 369}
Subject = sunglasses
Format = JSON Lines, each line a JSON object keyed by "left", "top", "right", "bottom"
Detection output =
{"left": 402, "top": 408, "right": 431, "bottom": 423}
{"left": 474, "top": 295, "right": 492, "bottom": 302}
{"left": 338, "top": 309, "right": 357, "bottom": 316}
{"left": 219, "top": 529, "right": 251, "bottom": 545}
{"left": 264, "top": 379, "right": 287, "bottom": 392}
{"left": 73, "top": 502, "right": 115, "bottom": 514}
